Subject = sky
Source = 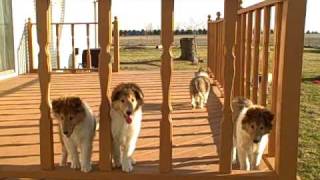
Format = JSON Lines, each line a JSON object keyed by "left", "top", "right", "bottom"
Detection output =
{"left": 59, "top": 0, "right": 320, "bottom": 32}
{"left": 11, "top": 0, "right": 320, "bottom": 70}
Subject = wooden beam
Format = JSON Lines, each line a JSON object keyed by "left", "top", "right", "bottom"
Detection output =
{"left": 112, "top": 16, "right": 120, "bottom": 72}
{"left": 269, "top": 2, "right": 283, "bottom": 157}
{"left": 219, "top": 0, "right": 237, "bottom": 174}
{"left": 98, "top": 0, "right": 113, "bottom": 171}
{"left": 244, "top": 12, "right": 253, "bottom": 99}
{"left": 35, "top": 0, "right": 54, "bottom": 170}
{"left": 259, "top": 6, "right": 271, "bottom": 106}
{"left": 27, "top": 18, "right": 34, "bottom": 73}
{"left": 275, "top": 0, "right": 307, "bottom": 179}
{"left": 238, "top": 0, "right": 283, "bottom": 14}
{"left": 252, "top": 9, "right": 261, "bottom": 104}
{"left": 160, "top": 0, "right": 174, "bottom": 173}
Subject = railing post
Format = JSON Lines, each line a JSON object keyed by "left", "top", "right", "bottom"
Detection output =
{"left": 71, "top": 24, "right": 76, "bottom": 73}
{"left": 56, "top": 24, "right": 60, "bottom": 70}
{"left": 35, "top": 0, "right": 54, "bottom": 170}
{"left": 86, "top": 23, "right": 92, "bottom": 70}
{"left": 252, "top": 9, "right": 261, "bottom": 104}
{"left": 269, "top": 2, "right": 283, "bottom": 157}
{"left": 98, "top": 0, "right": 113, "bottom": 171}
{"left": 259, "top": 6, "right": 271, "bottom": 106}
{"left": 219, "top": 0, "right": 237, "bottom": 173}
{"left": 275, "top": 0, "right": 306, "bottom": 179}
{"left": 244, "top": 12, "right": 253, "bottom": 99}
{"left": 27, "top": 18, "right": 34, "bottom": 73}
{"left": 207, "top": 15, "right": 212, "bottom": 74}
{"left": 112, "top": 16, "right": 120, "bottom": 72}
{"left": 160, "top": 0, "right": 174, "bottom": 173}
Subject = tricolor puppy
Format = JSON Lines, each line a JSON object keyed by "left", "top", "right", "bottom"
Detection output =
{"left": 110, "top": 83, "right": 144, "bottom": 172}
{"left": 190, "top": 68, "right": 211, "bottom": 109}
{"left": 232, "top": 97, "right": 274, "bottom": 170}
{"left": 52, "top": 96, "right": 96, "bottom": 173}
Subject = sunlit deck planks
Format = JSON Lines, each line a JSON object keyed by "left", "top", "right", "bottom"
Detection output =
{"left": 0, "top": 71, "right": 274, "bottom": 179}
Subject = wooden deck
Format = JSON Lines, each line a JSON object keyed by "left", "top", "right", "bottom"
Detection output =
{"left": 0, "top": 71, "right": 275, "bottom": 179}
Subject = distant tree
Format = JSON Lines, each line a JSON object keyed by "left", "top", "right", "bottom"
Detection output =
{"left": 174, "top": 29, "right": 180, "bottom": 35}
{"left": 306, "top": 30, "right": 311, "bottom": 34}
{"left": 180, "top": 29, "right": 185, "bottom": 34}
{"left": 186, "top": 29, "right": 193, "bottom": 35}
{"left": 270, "top": 29, "right": 274, "bottom": 34}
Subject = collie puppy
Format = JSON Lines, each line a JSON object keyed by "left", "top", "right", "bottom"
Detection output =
{"left": 190, "top": 68, "right": 211, "bottom": 109}
{"left": 52, "top": 96, "right": 96, "bottom": 173}
{"left": 232, "top": 97, "right": 274, "bottom": 170}
{"left": 110, "top": 83, "right": 144, "bottom": 172}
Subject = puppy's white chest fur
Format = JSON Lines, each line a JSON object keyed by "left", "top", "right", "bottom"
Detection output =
{"left": 111, "top": 107, "right": 142, "bottom": 144}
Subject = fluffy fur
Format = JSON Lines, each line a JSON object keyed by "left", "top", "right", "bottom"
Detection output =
{"left": 232, "top": 97, "right": 274, "bottom": 170}
{"left": 52, "top": 96, "right": 96, "bottom": 173}
{"left": 190, "top": 68, "right": 211, "bottom": 109}
{"left": 110, "top": 83, "right": 144, "bottom": 172}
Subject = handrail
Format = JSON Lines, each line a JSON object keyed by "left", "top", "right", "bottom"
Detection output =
{"left": 27, "top": 19, "right": 119, "bottom": 73}
{"left": 238, "top": 0, "right": 283, "bottom": 14}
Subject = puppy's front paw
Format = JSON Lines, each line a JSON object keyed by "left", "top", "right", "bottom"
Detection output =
{"left": 71, "top": 160, "right": 81, "bottom": 169}
{"left": 81, "top": 163, "right": 92, "bottom": 173}
{"left": 112, "top": 159, "right": 121, "bottom": 168}
{"left": 60, "top": 160, "right": 68, "bottom": 167}
{"left": 122, "top": 159, "right": 133, "bottom": 173}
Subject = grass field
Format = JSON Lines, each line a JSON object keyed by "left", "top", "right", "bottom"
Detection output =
{"left": 117, "top": 36, "right": 320, "bottom": 179}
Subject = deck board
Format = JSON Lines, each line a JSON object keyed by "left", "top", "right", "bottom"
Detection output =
{"left": 0, "top": 71, "right": 273, "bottom": 179}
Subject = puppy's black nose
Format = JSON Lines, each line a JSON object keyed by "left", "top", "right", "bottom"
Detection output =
{"left": 63, "top": 131, "right": 68, "bottom": 135}
{"left": 126, "top": 111, "right": 132, "bottom": 116}
{"left": 253, "top": 139, "right": 260, "bottom": 144}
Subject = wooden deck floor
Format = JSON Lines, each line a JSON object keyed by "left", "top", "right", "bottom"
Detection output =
{"left": 0, "top": 71, "right": 274, "bottom": 179}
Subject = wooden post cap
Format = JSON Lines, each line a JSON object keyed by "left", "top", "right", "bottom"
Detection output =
{"left": 216, "top": 12, "right": 221, "bottom": 20}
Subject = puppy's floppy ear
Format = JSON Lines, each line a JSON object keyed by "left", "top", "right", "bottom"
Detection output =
{"left": 262, "top": 109, "right": 274, "bottom": 128}
{"left": 69, "top": 96, "right": 84, "bottom": 113}
{"left": 131, "top": 84, "right": 144, "bottom": 104}
{"left": 52, "top": 98, "right": 64, "bottom": 114}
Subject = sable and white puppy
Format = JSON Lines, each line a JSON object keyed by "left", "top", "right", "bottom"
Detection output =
{"left": 110, "top": 83, "right": 144, "bottom": 172}
{"left": 190, "top": 68, "right": 211, "bottom": 109}
{"left": 52, "top": 96, "right": 96, "bottom": 173}
{"left": 232, "top": 97, "right": 274, "bottom": 170}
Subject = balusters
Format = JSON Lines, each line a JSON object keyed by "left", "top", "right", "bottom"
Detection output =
{"left": 86, "top": 24, "right": 92, "bottom": 69}
{"left": 239, "top": 14, "right": 246, "bottom": 96}
{"left": 259, "top": 6, "right": 271, "bottom": 106}
{"left": 252, "top": 9, "right": 261, "bottom": 104}
{"left": 112, "top": 16, "right": 120, "bottom": 72}
{"left": 98, "top": 0, "right": 113, "bottom": 171}
{"left": 244, "top": 12, "right": 253, "bottom": 99}
{"left": 160, "top": 0, "right": 174, "bottom": 173}
{"left": 56, "top": 24, "right": 60, "bottom": 69}
{"left": 71, "top": 24, "right": 75, "bottom": 72}
{"left": 27, "top": 18, "right": 34, "bottom": 73}
{"left": 35, "top": 0, "right": 54, "bottom": 170}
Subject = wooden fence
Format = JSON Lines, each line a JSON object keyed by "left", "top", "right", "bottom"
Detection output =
{"left": 27, "top": 17, "right": 120, "bottom": 73}
{"left": 34, "top": 0, "right": 306, "bottom": 179}
{"left": 207, "top": 0, "right": 307, "bottom": 178}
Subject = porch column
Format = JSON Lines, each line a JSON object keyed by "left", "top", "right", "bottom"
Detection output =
{"left": 35, "top": 0, "right": 54, "bottom": 170}
{"left": 160, "top": 0, "right": 174, "bottom": 173}
{"left": 219, "top": 0, "right": 238, "bottom": 173}
{"left": 275, "top": 0, "right": 307, "bottom": 179}
{"left": 98, "top": 0, "right": 113, "bottom": 171}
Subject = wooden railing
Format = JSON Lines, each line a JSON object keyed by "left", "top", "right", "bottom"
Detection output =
{"left": 35, "top": 0, "right": 306, "bottom": 178}
{"left": 207, "top": 0, "right": 307, "bottom": 178}
{"left": 207, "top": 12, "right": 224, "bottom": 97}
{"left": 27, "top": 17, "right": 120, "bottom": 73}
